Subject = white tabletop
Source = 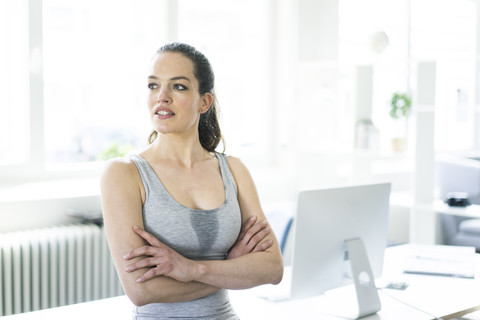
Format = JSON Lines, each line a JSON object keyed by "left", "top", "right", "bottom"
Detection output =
{"left": 434, "top": 200, "right": 480, "bottom": 219}
{"left": 2, "top": 244, "right": 479, "bottom": 320}
{"left": 230, "top": 245, "right": 480, "bottom": 319}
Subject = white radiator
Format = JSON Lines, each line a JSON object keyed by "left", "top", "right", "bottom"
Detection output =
{"left": 0, "top": 223, "right": 124, "bottom": 316}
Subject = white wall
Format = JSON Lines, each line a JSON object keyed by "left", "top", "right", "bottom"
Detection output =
{"left": 3, "top": 0, "right": 479, "bottom": 246}
{"left": 0, "top": 178, "right": 101, "bottom": 232}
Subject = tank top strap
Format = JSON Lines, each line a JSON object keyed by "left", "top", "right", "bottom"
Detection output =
{"left": 129, "top": 154, "right": 155, "bottom": 199}
{"left": 130, "top": 153, "right": 238, "bottom": 203}
{"left": 215, "top": 153, "right": 238, "bottom": 199}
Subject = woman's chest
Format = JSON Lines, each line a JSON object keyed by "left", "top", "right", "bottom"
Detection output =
{"left": 143, "top": 197, "right": 241, "bottom": 260}
{"left": 153, "top": 161, "right": 225, "bottom": 210}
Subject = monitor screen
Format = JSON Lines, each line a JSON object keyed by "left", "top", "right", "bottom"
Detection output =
{"left": 290, "top": 182, "right": 391, "bottom": 301}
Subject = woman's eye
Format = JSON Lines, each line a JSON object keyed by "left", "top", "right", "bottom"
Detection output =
{"left": 174, "top": 84, "right": 187, "bottom": 91}
{"left": 147, "top": 83, "right": 158, "bottom": 90}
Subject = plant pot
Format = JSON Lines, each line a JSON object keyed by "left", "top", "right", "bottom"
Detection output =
{"left": 391, "top": 137, "right": 407, "bottom": 152}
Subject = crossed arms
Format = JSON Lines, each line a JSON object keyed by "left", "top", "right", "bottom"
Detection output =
{"left": 100, "top": 156, "right": 284, "bottom": 306}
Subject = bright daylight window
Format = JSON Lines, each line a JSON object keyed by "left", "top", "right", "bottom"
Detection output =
{"left": 43, "top": 0, "right": 167, "bottom": 164}
{"left": 410, "top": 0, "right": 477, "bottom": 152}
{"left": 176, "top": 0, "right": 272, "bottom": 165}
{"left": 0, "top": 0, "right": 29, "bottom": 166}
{"left": 338, "top": 0, "right": 410, "bottom": 151}
{"left": 2, "top": 0, "right": 476, "bottom": 174}
{"left": 21, "top": 0, "right": 272, "bottom": 169}
{"left": 338, "top": 0, "right": 477, "bottom": 153}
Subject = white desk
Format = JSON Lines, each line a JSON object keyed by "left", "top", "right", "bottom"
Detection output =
{"left": 2, "top": 245, "right": 479, "bottom": 320}
{"left": 232, "top": 244, "right": 480, "bottom": 320}
{"left": 434, "top": 200, "right": 480, "bottom": 219}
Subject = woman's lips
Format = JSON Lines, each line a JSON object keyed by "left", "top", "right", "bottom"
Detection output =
{"left": 154, "top": 107, "right": 175, "bottom": 119}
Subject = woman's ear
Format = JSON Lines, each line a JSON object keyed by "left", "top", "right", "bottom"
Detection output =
{"left": 200, "top": 92, "right": 214, "bottom": 114}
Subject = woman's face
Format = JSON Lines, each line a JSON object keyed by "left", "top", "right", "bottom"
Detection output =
{"left": 147, "top": 52, "right": 212, "bottom": 137}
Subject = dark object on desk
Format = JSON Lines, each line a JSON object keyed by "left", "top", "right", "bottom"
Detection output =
{"left": 67, "top": 209, "right": 104, "bottom": 227}
{"left": 385, "top": 281, "right": 409, "bottom": 290}
{"left": 436, "top": 155, "right": 480, "bottom": 251}
{"left": 445, "top": 192, "right": 471, "bottom": 207}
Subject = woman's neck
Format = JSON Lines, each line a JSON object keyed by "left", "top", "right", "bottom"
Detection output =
{"left": 144, "top": 133, "right": 210, "bottom": 168}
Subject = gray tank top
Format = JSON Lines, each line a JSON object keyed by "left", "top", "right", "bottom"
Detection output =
{"left": 130, "top": 153, "right": 241, "bottom": 320}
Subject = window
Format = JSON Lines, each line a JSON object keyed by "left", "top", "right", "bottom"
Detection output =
{"left": 410, "top": 0, "right": 477, "bottom": 152}
{"left": 1, "top": 0, "right": 478, "bottom": 184}
{"left": 0, "top": 0, "right": 29, "bottom": 166}
{"left": 337, "top": 0, "right": 477, "bottom": 153}
{"left": 1, "top": 0, "right": 275, "bottom": 180}
{"left": 43, "top": 0, "right": 168, "bottom": 164}
{"left": 176, "top": 0, "right": 273, "bottom": 165}
{"left": 338, "top": 0, "right": 411, "bottom": 151}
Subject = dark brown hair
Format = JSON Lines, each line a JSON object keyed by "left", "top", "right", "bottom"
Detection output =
{"left": 148, "top": 42, "right": 224, "bottom": 153}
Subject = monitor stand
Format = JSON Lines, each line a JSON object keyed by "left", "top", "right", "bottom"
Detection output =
{"left": 334, "top": 238, "right": 382, "bottom": 319}
{"left": 319, "top": 238, "right": 381, "bottom": 319}
{"left": 346, "top": 237, "right": 381, "bottom": 318}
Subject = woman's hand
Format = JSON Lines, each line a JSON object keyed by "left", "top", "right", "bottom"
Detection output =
{"left": 123, "top": 226, "right": 199, "bottom": 283}
{"left": 227, "top": 216, "right": 273, "bottom": 259}
{"left": 124, "top": 216, "right": 273, "bottom": 283}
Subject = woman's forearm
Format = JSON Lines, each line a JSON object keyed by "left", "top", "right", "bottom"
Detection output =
{"left": 124, "top": 218, "right": 280, "bottom": 290}
{"left": 101, "top": 160, "right": 221, "bottom": 306}
{"left": 124, "top": 273, "right": 220, "bottom": 306}
{"left": 195, "top": 251, "right": 283, "bottom": 290}
{"left": 127, "top": 249, "right": 282, "bottom": 306}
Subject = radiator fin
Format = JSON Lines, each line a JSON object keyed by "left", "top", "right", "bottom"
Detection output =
{"left": 0, "top": 224, "right": 124, "bottom": 316}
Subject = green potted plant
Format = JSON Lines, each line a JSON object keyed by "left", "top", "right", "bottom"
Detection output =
{"left": 389, "top": 92, "right": 412, "bottom": 152}
{"left": 96, "top": 141, "right": 132, "bottom": 161}
{"left": 390, "top": 92, "right": 412, "bottom": 119}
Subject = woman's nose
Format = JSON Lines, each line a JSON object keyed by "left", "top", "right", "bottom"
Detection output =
{"left": 157, "top": 87, "right": 171, "bottom": 103}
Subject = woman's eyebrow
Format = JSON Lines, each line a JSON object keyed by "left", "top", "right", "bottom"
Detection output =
{"left": 171, "top": 76, "right": 191, "bottom": 82}
{"left": 148, "top": 75, "right": 191, "bottom": 82}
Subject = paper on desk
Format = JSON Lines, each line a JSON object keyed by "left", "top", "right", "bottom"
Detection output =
{"left": 403, "top": 244, "right": 475, "bottom": 278}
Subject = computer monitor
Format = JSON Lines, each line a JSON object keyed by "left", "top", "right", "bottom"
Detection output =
{"left": 290, "top": 182, "right": 391, "bottom": 318}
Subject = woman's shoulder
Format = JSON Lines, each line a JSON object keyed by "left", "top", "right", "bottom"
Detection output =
{"left": 101, "top": 156, "right": 139, "bottom": 184}
{"left": 221, "top": 153, "right": 242, "bottom": 168}
{"left": 104, "top": 156, "right": 136, "bottom": 170}
{"left": 223, "top": 154, "right": 251, "bottom": 180}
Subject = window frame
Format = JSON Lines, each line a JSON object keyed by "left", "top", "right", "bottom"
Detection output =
{"left": 3, "top": 0, "right": 479, "bottom": 186}
{"left": 0, "top": 0, "right": 282, "bottom": 184}
{"left": 0, "top": 0, "right": 44, "bottom": 182}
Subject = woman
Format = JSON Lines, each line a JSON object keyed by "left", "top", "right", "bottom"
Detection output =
{"left": 100, "top": 42, "right": 283, "bottom": 319}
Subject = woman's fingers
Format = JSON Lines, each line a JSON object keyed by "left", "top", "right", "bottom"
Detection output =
{"left": 245, "top": 224, "right": 271, "bottom": 250}
{"left": 242, "top": 220, "right": 269, "bottom": 245}
{"left": 123, "top": 244, "right": 165, "bottom": 260}
{"left": 252, "top": 239, "right": 274, "bottom": 253}
{"left": 227, "top": 218, "right": 272, "bottom": 259}
{"left": 123, "top": 225, "right": 197, "bottom": 283}
{"left": 125, "top": 256, "right": 162, "bottom": 272}
{"left": 235, "top": 216, "right": 257, "bottom": 244}
{"left": 132, "top": 225, "right": 162, "bottom": 246}
{"left": 123, "top": 226, "right": 166, "bottom": 260}
{"left": 136, "top": 267, "right": 164, "bottom": 283}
